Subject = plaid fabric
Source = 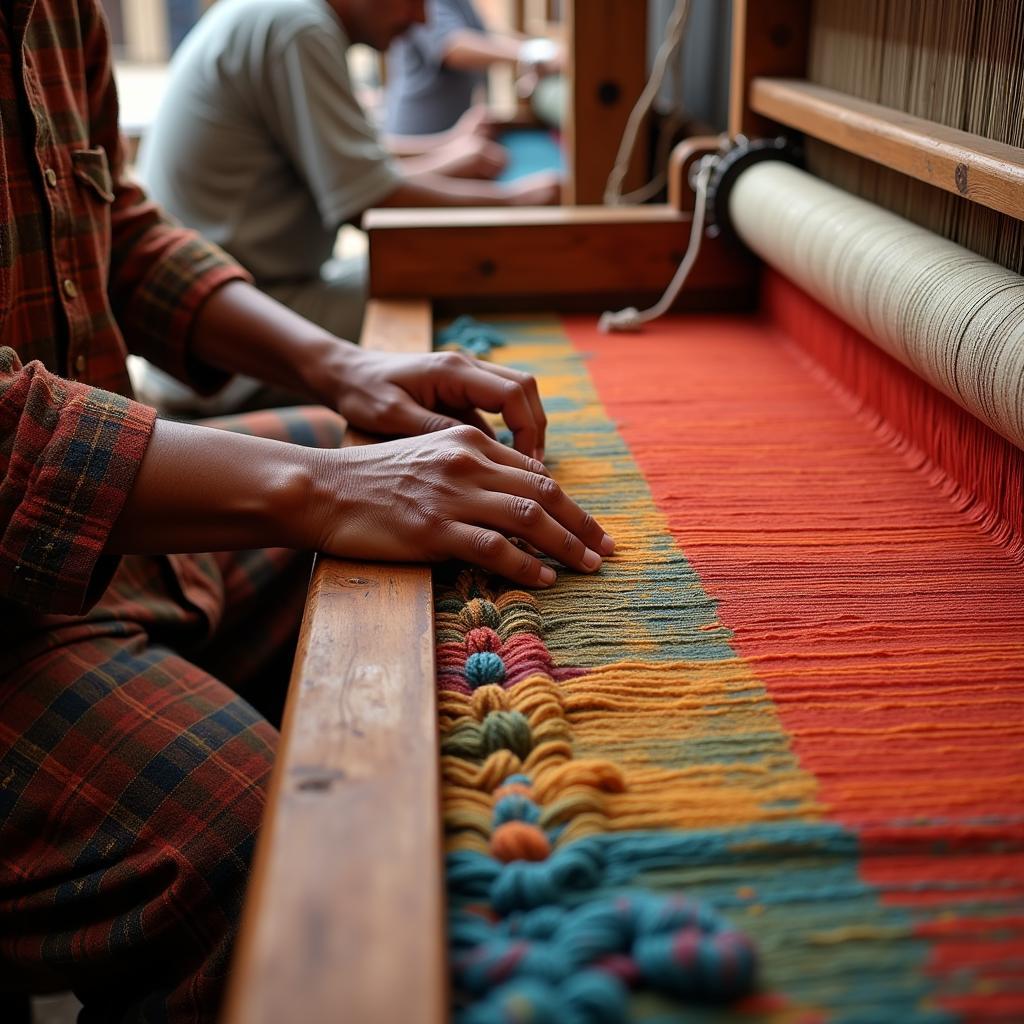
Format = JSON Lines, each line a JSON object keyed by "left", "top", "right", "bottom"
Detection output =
{"left": 0, "top": 0, "right": 250, "bottom": 616}
{"left": 0, "top": 406, "right": 344, "bottom": 1023}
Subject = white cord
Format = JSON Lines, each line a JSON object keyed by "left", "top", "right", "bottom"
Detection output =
{"left": 603, "top": 0, "right": 694, "bottom": 207}
{"left": 599, "top": 156, "right": 715, "bottom": 333}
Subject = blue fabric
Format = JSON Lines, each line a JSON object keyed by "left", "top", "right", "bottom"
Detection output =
{"left": 496, "top": 129, "right": 565, "bottom": 182}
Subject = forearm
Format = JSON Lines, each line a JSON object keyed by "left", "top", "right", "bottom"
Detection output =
{"left": 442, "top": 29, "right": 523, "bottom": 71}
{"left": 107, "top": 417, "right": 323, "bottom": 554}
{"left": 189, "top": 279, "right": 356, "bottom": 406}
{"left": 380, "top": 173, "right": 513, "bottom": 207}
{"left": 386, "top": 129, "right": 454, "bottom": 158}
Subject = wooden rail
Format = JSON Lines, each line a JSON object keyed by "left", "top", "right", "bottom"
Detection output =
{"left": 366, "top": 205, "right": 756, "bottom": 310}
{"left": 223, "top": 300, "right": 445, "bottom": 1024}
{"left": 750, "top": 78, "right": 1024, "bottom": 222}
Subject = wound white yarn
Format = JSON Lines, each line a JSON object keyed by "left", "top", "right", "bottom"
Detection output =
{"left": 729, "top": 162, "right": 1024, "bottom": 451}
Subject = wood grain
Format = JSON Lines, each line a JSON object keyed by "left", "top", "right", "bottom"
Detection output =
{"left": 223, "top": 300, "right": 444, "bottom": 1024}
{"left": 564, "top": 0, "right": 648, "bottom": 204}
{"left": 729, "top": 0, "right": 810, "bottom": 139}
{"left": 366, "top": 206, "right": 755, "bottom": 308}
{"left": 750, "top": 78, "right": 1024, "bottom": 222}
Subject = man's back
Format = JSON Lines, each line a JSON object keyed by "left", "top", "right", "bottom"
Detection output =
{"left": 138, "top": 0, "right": 398, "bottom": 285}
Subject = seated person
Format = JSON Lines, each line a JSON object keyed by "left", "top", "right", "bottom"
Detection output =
{"left": 137, "top": 0, "right": 559, "bottom": 412}
{"left": 385, "top": 0, "right": 563, "bottom": 136}
{"left": 0, "top": 1, "right": 611, "bottom": 1019}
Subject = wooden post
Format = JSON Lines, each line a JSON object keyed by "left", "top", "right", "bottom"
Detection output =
{"left": 564, "top": 0, "right": 649, "bottom": 205}
{"left": 728, "top": 0, "right": 810, "bottom": 138}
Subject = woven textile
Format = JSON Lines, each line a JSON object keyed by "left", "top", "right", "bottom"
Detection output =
{"left": 438, "top": 308, "right": 1024, "bottom": 1022}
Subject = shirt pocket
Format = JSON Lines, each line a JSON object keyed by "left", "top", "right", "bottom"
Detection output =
{"left": 71, "top": 146, "right": 115, "bottom": 203}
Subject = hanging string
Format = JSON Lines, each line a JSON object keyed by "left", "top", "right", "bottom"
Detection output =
{"left": 603, "top": 0, "right": 694, "bottom": 207}
{"left": 598, "top": 154, "right": 714, "bottom": 333}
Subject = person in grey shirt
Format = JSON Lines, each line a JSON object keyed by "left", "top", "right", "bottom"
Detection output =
{"left": 385, "top": 0, "right": 563, "bottom": 136}
{"left": 136, "top": 0, "right": 559, "bottom": 414}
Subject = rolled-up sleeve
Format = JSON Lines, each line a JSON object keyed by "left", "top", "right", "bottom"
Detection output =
{"left": 81, "top": 2, "right": 251, "bottom": 393}
{"left": 0, "top": 347, "right": 156, "bottom": 613}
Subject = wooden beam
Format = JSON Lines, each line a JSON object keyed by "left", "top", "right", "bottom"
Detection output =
{"left": 223, "top": 300, "right": 444, "bottom": 1024}
{"left": 564, "top": 0, "right": 649, "bottom": 204}
{"left": 365, "top": 206, "right": 755, "bottom": 309}
{"left": 750, "top": 78, "right": 1024, "bottom": 222}
{"left": 729, "top": 0, "right": 810, "bottom": 139}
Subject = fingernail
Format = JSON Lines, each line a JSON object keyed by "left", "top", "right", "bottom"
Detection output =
{"left": 598, "top": 533, "right": 616, "bottom": 555}
{"left": 581, "top": 548, "right": 602, "bottom": 571}
{"left": 539, "top": 565, "right": 556, "bottom": 586}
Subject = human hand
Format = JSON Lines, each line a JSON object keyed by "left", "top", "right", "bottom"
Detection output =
{"left": 332, "top": 347, "right": 548, "bottom": 460}
{"left": 452, "top": 104, "right": 500, "bottom": 141}
{"left": 432, "top": 132, "right": 509, "bottom": 180}
{"left": 516, "top": 38, "right": 564, "bottom": 97}
{"left": 507, "top": 170, "right": 562, "bottom": 206}
{"left": 310, "top": 426, "right": 614, "bottom": 586}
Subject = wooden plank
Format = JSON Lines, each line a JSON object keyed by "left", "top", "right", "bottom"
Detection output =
{"left": 729, "top": 0, "right": 810, "bottom": 139}
{"left": 564, "top": 0, "right": 649, "bottom": 204}
{"left": 750, "top": 78, "right": 1024, "bottom": 222}
{"left": 223, "top": 300, "right": 444, "bottom": 1024}
{"left": 366, "top": 205, "right": 755, "bottom": 308}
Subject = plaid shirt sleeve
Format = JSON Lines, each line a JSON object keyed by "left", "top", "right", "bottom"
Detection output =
{"left": 81, "top": 7, "right": 251, "bottom": 392}
{"left": 0, "top": 347, "right": 156, "bottom": 614}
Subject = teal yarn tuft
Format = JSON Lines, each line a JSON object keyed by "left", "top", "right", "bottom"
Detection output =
{"left": 493, "top": 794, "right": 541, "bottom": 826}
{"left": 458, "top": 972, "right": 627, "bottom": 1024}
{"left": 436, "top": 316, "right": 507, "bottom": 358}
{"left": 465, "top": 651, "right": 506, "bottom": 688}
{"left": 633, "top": 927, "right": 757, "bottom": 1001}
{"left": 451, "top": 890, "right": 757, "bottom": 1019}
{"left": 491, "top": 843, "right": 606, "bottom": 914}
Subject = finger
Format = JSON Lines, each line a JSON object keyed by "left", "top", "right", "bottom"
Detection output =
{"left": 475, "top": 491, "right": 603, "bottom": 573}
{"left": 477, "top": 363, "right": 548, "bottom": 460}
{"left": 436, "top": 362, "right": 546, "bottom": 461}
{"left": 442, "top": 523, "right": 556, "bottom": 588}
{"left": 477, "top": 433, "right": 550, "bottom": 476}
{"left": 376, "top": 388, "right": 462, "bottom": 438}
{"left": 488, "top": 463, "right": 614, "bottom": 556}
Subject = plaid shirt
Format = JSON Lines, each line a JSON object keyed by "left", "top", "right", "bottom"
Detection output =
{"left": 0, "top": 1, "right": 249, "bottom": 615}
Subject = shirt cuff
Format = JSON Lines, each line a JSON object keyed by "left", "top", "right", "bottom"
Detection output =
{"left": 123, "top": 237, "right": 252, "bottom": 396}
{"left": 2, "top": 369, "right": 156, "bottom": 614}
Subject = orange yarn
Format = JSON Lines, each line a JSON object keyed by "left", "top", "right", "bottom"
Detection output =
{"left": 489, "top": 820, "right": 552, "bottom": 862}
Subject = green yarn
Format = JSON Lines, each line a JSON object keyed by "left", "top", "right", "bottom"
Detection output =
{"left": 442, "top": 711, "right": 534, "bottom": 762}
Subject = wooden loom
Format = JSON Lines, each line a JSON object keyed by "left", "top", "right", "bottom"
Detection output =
{"left": 223, "top": 2, "right": 1024, "bottom": 1022}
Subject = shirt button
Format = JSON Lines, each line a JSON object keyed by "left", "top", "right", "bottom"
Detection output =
{"left": 63, "top": 278, "right": 78, "bottom": 299}
{"left": 75, "top": 354, "right": 87, "bottom": 375}
{"left": 44, "top": 167, "right": 57, "bottom": 187}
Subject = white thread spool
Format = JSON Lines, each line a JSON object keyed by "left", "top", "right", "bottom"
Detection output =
{"left": 729, "top": 162, "right": 1024, "bottom": 452}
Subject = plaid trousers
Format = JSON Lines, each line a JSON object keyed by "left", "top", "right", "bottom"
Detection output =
{"left": 0, "top": 407, "right": 345, "bottom": 1023}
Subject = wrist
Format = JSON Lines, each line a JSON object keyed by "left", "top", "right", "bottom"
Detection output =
{"left": 297, "top": 332, "right": 362, "bottom": 409}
